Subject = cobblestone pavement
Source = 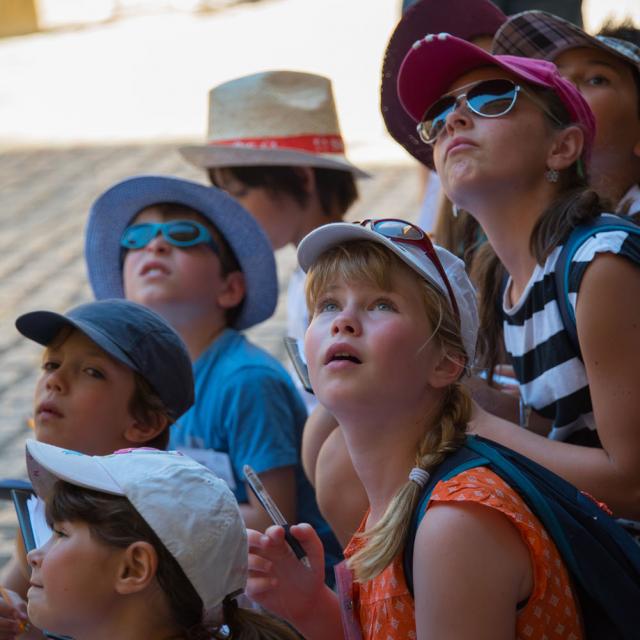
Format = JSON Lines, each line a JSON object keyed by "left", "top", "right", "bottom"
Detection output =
{"left": 0, "top": 141, "right": 420, "bottom": 572}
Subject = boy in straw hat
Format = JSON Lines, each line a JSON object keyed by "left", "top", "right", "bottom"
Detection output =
{"left": 180, "top": 70, "right": 369, "bottom": 409}
{"left": 493, "top": 10, "right": 640, "bottom": 217}
{"left": 83, "top": 176, "right": 342, "bottom": 581}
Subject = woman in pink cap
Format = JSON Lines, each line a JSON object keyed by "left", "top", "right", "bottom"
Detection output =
{"left": 397, "top": 34, "right": 640, "bottom": 522}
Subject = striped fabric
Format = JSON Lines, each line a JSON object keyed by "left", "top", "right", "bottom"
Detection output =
{"left": 502, "top": 225, "right": 640, "bottom": 443}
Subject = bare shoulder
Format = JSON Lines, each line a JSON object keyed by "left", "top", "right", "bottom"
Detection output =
{"left": 412, "top": 501, "right": 532, "bottom": 640}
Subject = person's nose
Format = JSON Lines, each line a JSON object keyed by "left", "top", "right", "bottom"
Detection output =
{"left": 27, "top": 544, "right": 44, "bottom": 570}
{"left": 45, "top": 367, "right": 67, "bottom": 394}
{"left": 444, "top": 96, "right": 473, "bottom": 136}
{"left": 145, "top": 230, "right": 171, "bottom": 254}
{"left": 331, "top": 308, "right": 362, "bottom": 337}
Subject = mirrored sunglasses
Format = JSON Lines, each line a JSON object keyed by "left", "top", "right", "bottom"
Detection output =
{"left": 356, "top": 218, "right": 460, "bottom": 319}
{"left": 417, "top": 78, "right": 561, "bottom": 145}
{"left": 120, "top": 220, "right": 219, "bottom": 253}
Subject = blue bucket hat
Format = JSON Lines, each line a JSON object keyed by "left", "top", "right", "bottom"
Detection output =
{"left": 84, "top": 175, "right": 278, "bottom": 331}
{"left": 16, "top": 299, "right": 195, "bottom": 419}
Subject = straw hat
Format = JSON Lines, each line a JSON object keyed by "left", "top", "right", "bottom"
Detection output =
{"left": 180, "top": 70, "right": 368, "bottom": 178}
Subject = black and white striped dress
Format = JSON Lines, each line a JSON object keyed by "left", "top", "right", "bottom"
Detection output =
{"left": 502, "top": 221, "right": 640, "bottom": 445}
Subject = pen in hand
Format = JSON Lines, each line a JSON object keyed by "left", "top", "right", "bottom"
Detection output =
{"left": 243, "top": 464, "right": 311, "bottom": 569}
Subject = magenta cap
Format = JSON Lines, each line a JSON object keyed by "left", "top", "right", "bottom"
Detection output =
{"left": 397, "top": 33, "right": 595, "bottom": 164}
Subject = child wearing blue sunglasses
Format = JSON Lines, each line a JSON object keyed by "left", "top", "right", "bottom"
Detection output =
{"left": 84, "top": 175, "right": 342, "bottom": 578}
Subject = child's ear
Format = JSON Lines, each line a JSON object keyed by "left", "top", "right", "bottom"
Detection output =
{"left": 124, "top": 413, "right": 169, "bottom": 445}
{"left": 114, "top": 541, "right": 158, "bottom": 595}
{"left": 427, "top": 350, "right": 465, "bottom": 389}
{"left": 546, "top": 125, "right": 584, "bottom": 172}
{"left": 216, "top": 271, "right": 246, "bottom": 310}
{"left": 294, "top": 166, "right": 316, "bottom": 196}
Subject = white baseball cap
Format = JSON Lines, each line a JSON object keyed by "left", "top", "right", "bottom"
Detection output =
{"left": 297, "top": 219, "right": 478, "bottom": 364}
{"left": 25, "top": 440, "right": 247, "bottom": 617}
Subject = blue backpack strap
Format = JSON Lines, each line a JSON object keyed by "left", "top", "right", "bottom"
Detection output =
{"left": 554, "top": 215, "right": 640, "bottom": 360}
{"left": 402, "top": 442, "right": 488, "bottom": 597}
{"left": 463, "top": 436, "right": 580, "bottom": 576}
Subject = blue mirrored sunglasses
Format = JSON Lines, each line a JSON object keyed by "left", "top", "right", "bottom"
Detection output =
{"left": 417, "top": 78, "right": 562, "bottom": 145}
{"left": 120, "top": 220, "right": 219, "bottom": 253}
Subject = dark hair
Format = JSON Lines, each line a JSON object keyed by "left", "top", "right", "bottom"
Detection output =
{"left": 473, "top": 86, "right": 608, "bottom": 380}
{"left": 128, "top": 371, "right": 172, "bottom": 450}
{"left": 433, "top": 197, "right": 485, "bottom": 270}
{"left": 47, "top": 482, "right": 301, "bottom": 640}
{"left": 208, "top": 165, "right": 358, "bottom": 218}
{"left": 596, "top": 19, "right": 640, "bottom": 117}
{"left": 127, "top": 202, "right": 244, "bottom": 327}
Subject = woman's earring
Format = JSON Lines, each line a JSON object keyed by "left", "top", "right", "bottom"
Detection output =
{"left": 545, "top": 168, "right": 559, "bottom": 183}
{"left": 452, "top": 203, "right": 459, "bottom": 218}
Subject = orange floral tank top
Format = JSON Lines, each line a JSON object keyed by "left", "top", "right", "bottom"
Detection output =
{"left": 338, "top": 467, "right": 583, "bottom": 640}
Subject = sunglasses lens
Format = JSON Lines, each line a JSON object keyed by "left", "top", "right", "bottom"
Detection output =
{"left": 373, "top": 219, "right": 423, "bottom": 241}
{"left": 166, "top": 221, "right": 204, "bottom": 245}
{"left": 121, "top": 224, "right": 155, "bottom": 249}
{"left": 420, "top": 95, "right": 456, "bottom": 143}
{"left": 467, "top": 79, "right": 517, "bottom": 117}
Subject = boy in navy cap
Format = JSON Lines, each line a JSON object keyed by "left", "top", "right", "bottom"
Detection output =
{"left": 0, "top": 298, "right": 194, "bottom": 636}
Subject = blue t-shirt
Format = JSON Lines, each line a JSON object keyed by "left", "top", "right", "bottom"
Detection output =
{"left": 170, "top": 329, "right": 341, "bottom": 568}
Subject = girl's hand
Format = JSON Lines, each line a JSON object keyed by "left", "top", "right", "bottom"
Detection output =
{"left": 246, "top": 523, "right": 326, "bottom": 624}
{"left": 0, "top": 588, "right": 29, "bottom": 639}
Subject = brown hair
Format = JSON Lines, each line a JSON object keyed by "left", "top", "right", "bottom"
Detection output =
{"left": 209, "top": 165, "right": 358, "bottom": 218}
{"left": 48, "top": 482, "right": 301, "bottom": 640}
{"left": 472, "top": 86, "right": 608, "bottom": 379}
{"left": 128, "top": 371, "right": 172, "bottom": 450}
{"left": 433, "top": 195, "right": 485, "bottom": 268}
{"left": 305, "top": 240, "right": 471, "bottom": 581}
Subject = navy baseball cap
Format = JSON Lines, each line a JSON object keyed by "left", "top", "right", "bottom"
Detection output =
{"left": 16, "top": 299, "right": 194, "bottom": 419}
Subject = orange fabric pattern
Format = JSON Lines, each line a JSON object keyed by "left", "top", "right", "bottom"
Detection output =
{"left": 342, "top": 467, "right": 583, "bottom": 640}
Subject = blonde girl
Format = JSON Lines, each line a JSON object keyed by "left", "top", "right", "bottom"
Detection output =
{"left": 246, "top": 220, "right": 583, "bottom": 639}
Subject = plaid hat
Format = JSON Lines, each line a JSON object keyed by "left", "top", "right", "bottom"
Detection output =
{"left": 297, "top": 220, "right": 479, "bottom": 364}
{"left": 16, "top": 299, "right": 194, "bottom": 419}
{"left": 397, "top": 33, "right": 595, "bottom": 167}
{"left": 492, "top": 10, "right": 640, "bottom": 73}
{"left": 85, "top": 175, "right": 278, "bottom": 331}
{"left": 26, "top": 441, "right": 247, "bottom": 618}
{"left": 381, "top": 0, "right": 506, "bottom": 167}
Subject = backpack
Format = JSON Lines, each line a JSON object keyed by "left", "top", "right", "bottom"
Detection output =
{"left": 402, "top": 435, "right": 640, "bottom": 640}
{"left": 554, "top": 214, "right": 640, "bottom": 360}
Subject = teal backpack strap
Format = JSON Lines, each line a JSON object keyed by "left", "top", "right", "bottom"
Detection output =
{"left": 464, "top": 436, "right": 581, "bottom": 582}
{"left": 555, "top": 215, "right": 640, "bottom": 360}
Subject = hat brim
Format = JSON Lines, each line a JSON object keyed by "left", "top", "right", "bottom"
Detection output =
{"left": 16, "top": 310, "right": 138, "bottom": 374}
{"left": 297, "top": 221, "right": 478, "bottom": 363}
{"left": 493, "top": 10, "right": 640, "bottom": 70}
{"left": 179, "top": 144, "right": 370, "bottom": 179}
{"left": 85, "top": 175, "right": 278, "bottom": 331}
{"left": 298, "top": 222, "right": 450, "bottom": 299}
{"left": 381, "top": 0, "right": 506, "bottom": 168}
{"left": 26, "top": 439, "right": 124, "bottom": 502}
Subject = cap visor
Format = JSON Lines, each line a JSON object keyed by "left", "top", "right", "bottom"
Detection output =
{"left": 398, "top": 34, "right": 552, "bottom": 122}
{"left": 26, "top": 440, "right": 124, "bottom": 500}
{"left": 16, "top": 310, "right": 139, "bottom": 374}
